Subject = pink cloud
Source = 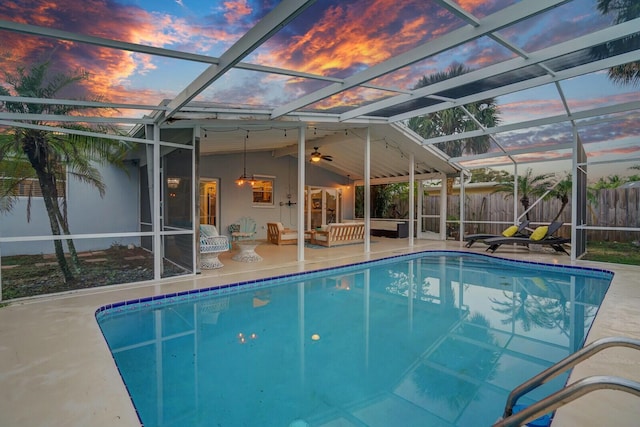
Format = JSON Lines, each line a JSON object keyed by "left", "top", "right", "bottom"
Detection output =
{"left": 224, "top": 0, "right": 252, "bottom": 24}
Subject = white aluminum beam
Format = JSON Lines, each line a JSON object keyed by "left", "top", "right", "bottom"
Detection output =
{"left": 163, "top": 0, "right": 316, "bottom": 120}
{"left": 0, "top": 112, "right": 152, "bottom": 124}
{"left": 424, "top": 99, "right": 640, "bottom": 147}
{"left": 271, "top": 0, "right": 570, "bottom": 119}
{"left": 346, "top": 17, "right": 640, "bottom": 122}
{"left": 392, "top": 47, "right": 640, "bottom": 123}
{"left": 450, "top": 143, "right": 573, "bottom": 163}
{"left": 0, "top": 119, "right": 191, "bottom": 149}
{"left": 0, "top": 95, "right": 165, "bottom": 111}
{"left": 0, "top": 18, "right": 385, "bottom": 91}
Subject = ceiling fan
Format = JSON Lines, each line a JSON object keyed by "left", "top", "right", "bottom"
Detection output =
{"left": 310, "top": 147, "right": 333, "bottom": 162}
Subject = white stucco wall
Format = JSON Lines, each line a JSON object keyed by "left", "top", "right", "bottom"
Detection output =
{"left": 0, "top": 163, "right": 140, "bottom": 255}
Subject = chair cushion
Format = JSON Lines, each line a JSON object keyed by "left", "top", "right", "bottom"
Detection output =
{"left": 281, "top": 232, "right": 297, "bottom": 239}
{"left": 502, "top": 225, "right": 519, "bottom": 237}
{"left": 530, "top": 226, "right": 548, "bottom": 241}
{"left": 200, "top": 224, "right": 219, "bottom": 237}
{"left": 314, "top": 233, "right": 328, "bottom": 241}
{"left": 276, "top": 222, "right": 284, "bottom": 231}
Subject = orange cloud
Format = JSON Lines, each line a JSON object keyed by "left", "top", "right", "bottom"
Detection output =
{"left": 252, "top": 0, "right": 464, "bottom": 109}
{"left": 454, "top": 0, "right": 500, "bottom": 15}
{"left": 224, "top": 0, "right": 252, "bottom": 24}
{"left": 0, "top": 0, "right": 246, "bottom": 112}
{"left": 259, "top": 0, "right": 451, "bottom": 76}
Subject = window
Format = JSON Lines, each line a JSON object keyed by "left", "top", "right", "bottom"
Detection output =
{"left": 252, "top": 176, "right": 274, "bottom": 207}
{"left": 0, "top": 159, "right": 66, "bottom": 197}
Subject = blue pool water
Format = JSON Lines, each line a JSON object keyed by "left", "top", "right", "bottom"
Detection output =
{"left": 96, "top": 251, "right": 612, "bottom": 427}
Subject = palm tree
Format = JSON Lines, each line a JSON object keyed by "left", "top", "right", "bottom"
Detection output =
{"left": 591, "top": 0, "right": 640, "bottom": 86}
{"left": 0, "top": 61, "right": 131, "bottom": 283}
{"left": 490, "top": 283, "right": 567, "bottom": 333}
{"left": 493, "top": 168, "right": 554, "bottom": 221}
{"left": 408, "top": 63, "right": 500, "bottom": 157}
{"left": 549, "top": 173, "right": 572, "bottom": 222}
{"left": 590, "top": 174, "right": 624, "bottom": 190}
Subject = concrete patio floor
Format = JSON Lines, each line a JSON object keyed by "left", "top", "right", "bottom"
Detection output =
{"left": 0, "top": 237, "right": 639, "bottom": 426}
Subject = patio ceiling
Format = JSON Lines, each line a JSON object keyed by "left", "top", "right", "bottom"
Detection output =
{"left": 1, "top": 0, "right": 639, "bottom": 178}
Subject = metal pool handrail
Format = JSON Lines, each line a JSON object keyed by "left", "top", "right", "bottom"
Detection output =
{"left": 500, "top": 336, "right": 640, "bottom": 419}
{"left": 493, "top": 375, "right": 640, "bottom": 427}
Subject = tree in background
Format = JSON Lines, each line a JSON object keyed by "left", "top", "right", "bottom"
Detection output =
{"left": 492, "top": 168, "right": 554, "bottom": 221}
{"left": 0, "top": 61, "right": 131, "bottom": 283}
{"left": 355, "top": 183, "right": 410, "bottom": 218}
{"left": 408, "top": 63, "right": 500, "bottom": 157}
{"left": 590, "top": 174, "right": 624, "bottom": 190}
{"left": 626, "top": 165, "right": 640, "bottom": 182}
{"left": 549, "top": 173, "right": 573, "bottom": 222}
{"left": 468, "top": 167, "right": 510, "bottom": 183}
{"left": 592, "top": 0, "right": 640, "bottom": 86}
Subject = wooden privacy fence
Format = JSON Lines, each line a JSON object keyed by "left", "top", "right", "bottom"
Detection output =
{"left": 408, "top": 187, "right": 640, "bottom": 243}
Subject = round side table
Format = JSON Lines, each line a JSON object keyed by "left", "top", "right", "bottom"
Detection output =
{"left": 232, "top": 242, "right": 263, "bottom": 262}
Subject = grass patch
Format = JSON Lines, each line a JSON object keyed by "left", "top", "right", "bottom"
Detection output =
{"left": 582, "top": 241, "right": 640, "bottom": 265}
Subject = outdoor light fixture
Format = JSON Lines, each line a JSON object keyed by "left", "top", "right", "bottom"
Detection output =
{"left": 310, "top": 153, "right": 322, "bottom": 162}
{"left": 236, "top": 132, "right": 255, "bottom": 186}
{"left": 167, "top": 177, "right": 181, "bottom": 189}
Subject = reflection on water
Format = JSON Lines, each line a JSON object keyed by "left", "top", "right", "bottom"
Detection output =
{"left": 97, "top": 253, "right": 611, "bottom": 427}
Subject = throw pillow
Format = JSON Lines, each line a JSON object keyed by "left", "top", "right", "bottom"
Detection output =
{"left": 530, "top": 226, "right": 548, "bottom": 241}
{"left": 502, "top": 225, "right": 519, "bottom": 237}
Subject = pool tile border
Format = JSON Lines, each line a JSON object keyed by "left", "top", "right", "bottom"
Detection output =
{"left": 95, "top": 250, "right": 614, "bottom": 320}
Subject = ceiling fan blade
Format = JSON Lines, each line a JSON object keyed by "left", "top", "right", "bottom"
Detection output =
{"left": 323, "top": 156, "right": 333, "bottom": 162}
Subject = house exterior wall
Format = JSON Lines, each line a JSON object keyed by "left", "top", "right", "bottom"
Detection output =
{"left": 200, "top": 152, "right": 353, "bottom": 240}
{"left": 0, "top": 163, "right": 140, "bottom": 255}
{"left": 1, "top": 151, "right": 354, "bottom": 255}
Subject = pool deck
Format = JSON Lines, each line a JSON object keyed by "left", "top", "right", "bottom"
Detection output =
{"left": 1, "top": 238, "right": 639, "bottom": 427}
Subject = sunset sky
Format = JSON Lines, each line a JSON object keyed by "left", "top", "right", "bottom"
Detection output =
{"left": 0, "top": 0, "right": 639, "bottom": 176}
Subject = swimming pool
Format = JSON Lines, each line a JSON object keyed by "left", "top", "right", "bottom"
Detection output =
{"left": 96, "top": 251, "right": 612, "bottom": 427}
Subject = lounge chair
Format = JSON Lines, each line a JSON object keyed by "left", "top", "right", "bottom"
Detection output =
{"left": 464, "top": 220, "right": 530, "bottom": 248}
{"left": 267, "top": 222, "right": 298, "bottom": 245}
{"left": 484, "top": 221, "right": 570, "bottom": 255}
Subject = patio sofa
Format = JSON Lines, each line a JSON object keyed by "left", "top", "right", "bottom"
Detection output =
{"left": 311, "top": 222, "right": 365, "bottom": 247}
{"left": 370, "top": 219, "right": 409, "bottom": 238}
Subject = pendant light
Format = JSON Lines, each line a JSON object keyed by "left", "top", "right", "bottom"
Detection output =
{"left": 236, "top": 132, "right": 255, "bottom": 186}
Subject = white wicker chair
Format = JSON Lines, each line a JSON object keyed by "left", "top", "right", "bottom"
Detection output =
{"left": 199, "top": 224, "right": 229, "bottom": 269}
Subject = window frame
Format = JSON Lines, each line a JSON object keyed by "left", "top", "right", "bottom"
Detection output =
{"left": 251, "top": 174, "right": 275, "bottom": 208}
